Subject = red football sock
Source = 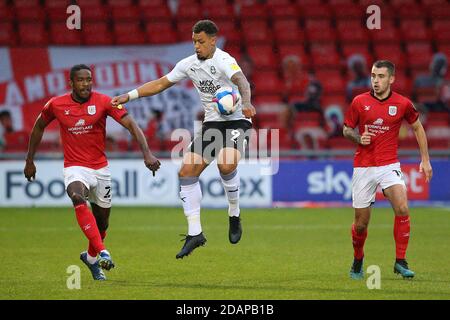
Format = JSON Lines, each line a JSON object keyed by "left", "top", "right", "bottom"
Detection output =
{"left": 74, "top": 204, "right": 105, "bottom": 255}
{"left": 352, "top": 223, "right": 368, "bottom": 260}
{"left": 88, "top": 231, "right": 107, "bottom": 257}
{"left": 394, "top": 215, "right": 410, "bottom": 260}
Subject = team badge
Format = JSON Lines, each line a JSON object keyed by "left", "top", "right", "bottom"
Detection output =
{"left": 210, "top": 66, "right": 216, "bottom": 74}
{"left": 388, "top": 106, "right": 397, "bottom": 116}
{"left": 87, "top": 105, "right": 96, "bottom": 115}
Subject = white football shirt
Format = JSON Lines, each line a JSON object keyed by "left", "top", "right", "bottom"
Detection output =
{"left": 166, "top": 48, "right": 250, "bottom": 123}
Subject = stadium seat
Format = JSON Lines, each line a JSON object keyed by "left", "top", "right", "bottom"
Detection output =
{"left": 44, "top": 0, "right": 72, "bottom": 7}
{"left": 400, "top": 19, "right": 431, "bottom": 42}
{"left": 305, "top": 19, "right": 336, "bottom": 43}
{"left": 78, "top": 3, "right": 109, "bottom": 21}
{"left": 141, "top": 4, "right": 173, "bottom": 22}
{"left": 396, "top": 3, "right": 426, "bottom": 19}
{"left": 341, "top": 44, "right": 373, "bottom": 66}
{"left": 432, "top": 20, "right": 450, "bottom": 44}
{"left": 421, "top": 0, "right": 447, "bottom": 7}
{"left": 0, "top": 22, "right": 15, "bottom": 46}
{"left": 82, "top": 22, "right": 114, "bottom": 45}
{"left": 239, "top": 4, "right": 269, "bottom": 20}
{"left": 373, "top": 44, "right": 407, "bottom": 69}
{"left": 146, "top": 22, "right": 178, "bottom": 44}
{"left": 428, "top": 138, "right": 450, "bottom": 150}
{"left": 252, "top": 71, "right": 283, "bottom": 96}
{"left": 331, "top": 3, "right": 364, "bottom": 20}
{"left": 176, "top": 3, "right": 202, "bottom": 21}
{"left": 369, "top": 20, "right": 400, "bottom": 43}
{"left": 107, "top": 0, "right": 133, "bottom": 7}
{"left": 50, "top": 22, "right": 82, "bottom": 45}
{"left": 277, "top": 44, "right": 310, "bottom": 69}
{"left": 426, "top": 112, "right": 450, "bottom": 126}
{"left": 111, "top": 5, "right": 140, "bottom": 21}
{"left": 176, "top": 20, "right": 198, "bottom": 42}
{"left": 398, "top": 137, "right": 419, "bottom": 150}
{"left": 241, "top": 21, "right": 273, "bottom": 45}
{"left": 0, "top": 3, "right": 13, "bottom": 22}
{"left": 297, "top": 4, "right": 332, "bottom": 19}
{"left": 337, "top": 20, "right": 370, "bottom": 44}
{"left": 315, "top": 70, "right": 346, "bottom": 95}
{"left": 427, "top": 4, "right": 450, "bottom": 19}
{"left": 114, "top": 22, "right": 147, "bottom": 45}
{"left": 18, "top": 23, "right": 48, "bottom": 46}
{"left": 218, "top": 21, "right": 241, "bottom": 46}
{"left": 269, "top": 4, "right": 299, "bottom": 19}
{"left": 274, "top": 22, "right": 305, "bottom": 44}
{"left": 14, "top": 0, "right": 40, "bottom": 8}
{"left": 246, "top": 45, "right": 278, "bottom": 70}
{"left": 15, "top": 6, "right": 46, "bottom": 22}
{"left": 203, "top": 4, "right": 235, "bottom": 22}
{"left": 327, "top": 136, "right": 355, "bottom": 150}
{"left": 391, "top": 72, "right": 411, "bottom": 96}
{"left": 406, "top": 43, "right": 433, "bottom": 70}
{"left": 3, "top": 131, "right": 29, "bottom": 152}
{"left": 310, "top": 43, "right": 341, "bottom": 69}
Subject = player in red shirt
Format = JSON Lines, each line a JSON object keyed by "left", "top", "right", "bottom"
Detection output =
{"left": 24, "top": 64, "right": 161, "bottom": 280}
{"left": 343, "top": 60, "right": 433, "bottom": 279}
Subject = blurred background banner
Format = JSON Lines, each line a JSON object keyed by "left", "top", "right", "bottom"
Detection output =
{"left": 0, "top": 159, "right": 271, "bottom": 207}
{"left": 273, "top": 160, "right": 450, "bottom": 205}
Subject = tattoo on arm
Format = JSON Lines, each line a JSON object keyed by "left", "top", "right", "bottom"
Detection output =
{"left": 343, "top": 126, "right": 361, "bottom": 145}
{"left": 231, "top": 72, "right": 251, "bottom": 105}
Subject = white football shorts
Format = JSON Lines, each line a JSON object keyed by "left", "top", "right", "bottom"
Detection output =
{"left": 352, "top": 162, "right": 406, "bottom": 208}
{"left": 63, "top": 166, "right": 112, "bottom": 208}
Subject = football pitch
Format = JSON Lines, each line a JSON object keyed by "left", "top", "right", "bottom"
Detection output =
{"left": 0, "top": 206, "right": 449, "bottom": 300}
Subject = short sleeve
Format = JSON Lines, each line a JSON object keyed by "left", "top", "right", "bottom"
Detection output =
{"left": 40, "top": 98, "right": 56, "bottom": 124}
{"left": 105, "top": 95, "right": 128, "bottom": 122}
{"left": 166, "top": 59, "right": 189, "bottom": 83}
{"left": 404, "top": 99, "right": 419, "bottom": 124}
{"left": 217, "top": 55, "right": 242, "bottom": 79}
{"left": 343, "top": 97, "right": 360, "bottom": 128}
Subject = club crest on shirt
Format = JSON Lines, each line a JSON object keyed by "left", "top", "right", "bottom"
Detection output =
{"left": 388, "top": 106, "right": 397, "bottom": 116}
{"left": 87, "top": 105, "right": 96, "bottom": 115}
{"left": 210, "top": 66, "right": 216, "bottom": 74}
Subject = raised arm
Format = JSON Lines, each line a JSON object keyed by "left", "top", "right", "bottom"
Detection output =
{"left": 119, "top": 114, "right": 161, "bottom": 176}
{"left": 111, "top": 76, "right": 175, "bottom": 106}
{"left": 411, "top": 119, "right": 432, "bottom": 182}
{"left": 24, "top": 115, "right": 48, "bottom": 181}
{"left": 230, "top": 71, "right": 256, "bottom": 118}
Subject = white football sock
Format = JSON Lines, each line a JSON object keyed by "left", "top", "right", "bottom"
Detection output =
{"left": 220, "top": 169, "right": 240, "bottom": 217}
{"left": 86, "top": 253, "right": 97, "bottom": 265}
{"left": 180, "top": 177, "right": 202, "bottom": 236}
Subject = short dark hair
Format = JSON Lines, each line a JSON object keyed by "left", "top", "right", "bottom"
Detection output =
{"left": 373, "top": 60, "right": 395, "bottom": 76}
{"left": 0, "top": 110, "right": 11, "bottom": 119}
{"left": 192, "top": 20, "right": 218, "bottom": 36}
{"left": 70, "top": 64, "right": 91, "bottom": 80}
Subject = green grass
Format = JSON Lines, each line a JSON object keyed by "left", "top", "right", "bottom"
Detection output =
{"left": 0, "top": 206, "right": 449, "bottom": 300}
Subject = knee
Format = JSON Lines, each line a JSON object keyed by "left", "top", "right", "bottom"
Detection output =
{"left": 218, "top": 164, "right": 237, "bottom": 176}
{"left": 69, "top": 193, "right": 86, "bottom": 206}
{"left": 354, "top": 222, "right": 368, "bottom": 234}
{"left": 396, "top": 204, "right": 409, "bottom": 216}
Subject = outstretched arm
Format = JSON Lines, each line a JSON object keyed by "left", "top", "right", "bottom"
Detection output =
{"left": 111, "top": 76, "right": 175, "bottom": 106}
{"left": 24, "top": 115, "right": 48, "bottom": 181}
{"left": 411, "top": 119, "right": 433, "bottom": 182}
{"left": 119, "top": 114, "right": 161, "bottom": 176}
{"left": 231, "top": 71, "right": 256, "bottom": 118}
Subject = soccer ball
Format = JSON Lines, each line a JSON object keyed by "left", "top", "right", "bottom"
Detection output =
{"left": 213, "top": 87, "right": 240, "bottom": 115}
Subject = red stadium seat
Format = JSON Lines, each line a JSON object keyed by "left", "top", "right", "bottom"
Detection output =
{"left": 146, "top": 22, "right": 178, "bottom": 44}
{"left": 252, "top": 71, "right": 283, "bottom": 95}
{"left": 241, "top": 21, "right": 273, "bottom": 45}
{"left": 427, "top": 4, "right": 450, "bottom": 19}
{"left": 0, "top": 22, "right": 16, "bottom": 46}
{"left": 50, "top": 22, "right": 82, "bottom": 45}
{"left": 369, "top": 20, "right": 401, "bottom": 43}
{"left": 277, "top": 44, "right": 310, "bottom": 69}
{"left": 203, "top": 4, "right": 235, "bottom": 22}
{"left": 396, "top": 3, "right": 426, "bottom": 19}
{"left": 44, "top": 0, "right": 71, "bottom": 8}
{"left": 327, "top": 136, "right": 356, "bottom": 150}
{"left": 15, "top": 6, "right": 46, "bottom": 22}
{"left": 240, "top": 4, "right": 269, "bottom": 20}
{"left": 176, "top": 20, "right": 198, "bottom": 41}
{"left": 406, "top": 43, "right": 433, "bottom": 69}
{"left": 297, "top": 4, "right": 332, "bottom": 19}
{"left": 176, "top": 3, "right": 202, "bottom": 21}
{"left": 141, "top": 4, "right": 172, "bottom": 21}
{"left": 315, "top": 70, "right": 346, "bottom": 95}
{"left": 391, "top": 72, "right": 411, "bottom": 96}
{"left": 114, "top": 22, "right": 146, "bottom": 44}
{"left": 274, "top": 20, "right": 305, "bottom": 44}
{"left": 305, "top": 19, "right": 336, "bottom": 43}
{"left": 82, "top": 22, "right": 114, "bottom": 45}
{"left": 138, "top": 0, "right": 169, "bottom": 6}
{"left": 337, "top": 20, "right": 370, "bottom": 44}
{"left": 426, "top": 112, "right": 450, "bottom": 126}
{"left": 266, "top": 0, "right": 291, "bottom": 5}
{"left": 269, "top": 4, "right": 299, "bottom": 19}
{"left": 246, "top": 45, "right": 278, "bottom": 70}
{"left": 111, "top": 5, "right": 140, "bottom": 21}
{"left": 341, "top": 44, "right": 373, "bottom": 66}
{"left": 3, "top": 131, "right": 29, "bottom": 152}
{"left": 373, "top": 44, "right": 407, "bottom": 69}
{"left": 310, "top": 44, "right": 341, "bottom": 69}
{"left": 400, "top": 19, "right": 431, "bottom": 42}
{"left": 429, "top": 138, "right": 450, "bottom": 150}
{"left": 432, "top": 21, "right": 450, "bottom": 44}
{"left": 331, "top": 4, "right": 364, "bottom": 19}
{"left": 19, "top": 23, "right": 48, "bottom": 46}
{"left": 0, "top": 4, "right": 14, "bottom": 22}
{"left": 14, "top": 0, "right": 40, "bottom": 8}
{"left": 107, "top": 0, "right": 133, "bottom": 7}
{"left": 78, "top": 4, "right": 109, "bottom": 21}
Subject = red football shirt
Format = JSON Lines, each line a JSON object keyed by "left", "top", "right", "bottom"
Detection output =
{"left": 41, "top": 91, "right": 128, "bottom": 169}
{"left": 344, "top": 90, "right": 419, "bottom": 167}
